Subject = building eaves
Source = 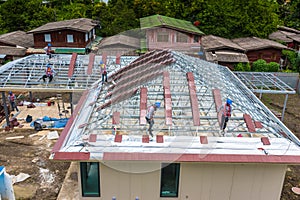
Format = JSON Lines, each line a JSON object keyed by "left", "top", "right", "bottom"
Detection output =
{"left": 202, "top": 35, "right": 245, "bottom": 52}
{"left": 27, "top": 18, "right": 98, "bottom": 34}
{"left": 232, "top": 37, "right": 287, "bottom": 51}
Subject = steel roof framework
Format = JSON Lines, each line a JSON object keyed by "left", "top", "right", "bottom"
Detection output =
{"left": 234, "top": 72, "right": 296, "bottom": 121}
{"left": 0, "top": 54, "right": 137, "bottom": 92}
{"left": 64, "top": 50, "right": 300, "bottom": 152}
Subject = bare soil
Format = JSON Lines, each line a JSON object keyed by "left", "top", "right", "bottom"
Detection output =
{"left": 0, "top": 129, "right": 70, "bottom": 200}
{"left": 0, "top": 93, "right": 299, "bottom": 200}
{"left": 260, "top": 93, "right": 300, "bottom": 200}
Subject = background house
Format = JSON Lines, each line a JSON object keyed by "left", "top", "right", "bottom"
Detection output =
{"left": 201, "top": 35, "right": 249, "bottom": 69}
{"left": 232, "top": 37, "right": 288, "bottom": 64}
{"left": 140, "top": 14, "right": 205, "bottom": 56}
{"left": 269, "top": 26, "right": 300, "bottom": 50}
{"left": 97, "top": 33, "right": 141, "bottom": 56}
{"left": 0, "top": 31, "right": 33, "bottom": 60}
{"left": 27, "top": 18, "right": 99, "bottom": 49}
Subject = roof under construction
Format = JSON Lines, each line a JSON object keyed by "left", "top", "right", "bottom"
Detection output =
{"left": 0, "top": 53, "right": 137, "bottom": 93}
{"left": 50, "top": 50, "right": 300, "bottom": 164}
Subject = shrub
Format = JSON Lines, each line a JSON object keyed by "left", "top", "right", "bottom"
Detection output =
{"left": 282, "top": 49, "right": 298, "bottom": 71}
{"left": 252, "top": 59, "right": 267, "bottom": 72}
{"left": 234, "top": 62, "right": 251, "bottom": 71}
{"left": 267, "top": 62, "right": 279, "bottom": 72}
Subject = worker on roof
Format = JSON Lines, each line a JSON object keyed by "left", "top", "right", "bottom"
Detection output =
{"left": 145, "top": 102, "right": 160, "bottom": 138}
{"left": 100, "top": 60, "right": 107, "bottom": 83}
{"left": 42, "top": 64, "right": 55, "bottom": 83}
{"left": 8, "top": 91, "right": 19, "bottom": 112}
{"left": 44, "top": 43, "right": 52, "bottom": 59}
{"left": 219, "top": 98, "right": 232, "bottom": 136}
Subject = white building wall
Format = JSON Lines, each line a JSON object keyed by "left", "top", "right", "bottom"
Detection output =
{"left": 79, "top": 162, "right": 287, "bottom": 200}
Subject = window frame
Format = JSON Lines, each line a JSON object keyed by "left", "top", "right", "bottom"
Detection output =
{"left": 176, "top": 32, "right": 188, "bottom": 43}
{"left": 80, "top": 162, "right": 100, "bottom": 197}
{"left": 67, "top": 34, "right": 74, "bottom": 43}
{"left": 160, "top": 163, "right": 180, "bottom": 198}
{"left": 44, "top": 34, "right": 51, "bottom": 42}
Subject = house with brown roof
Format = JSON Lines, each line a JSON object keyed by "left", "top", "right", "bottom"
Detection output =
{"left": 201, "top": 35, "right": 249, "bottom": 69}
{"left": 97, "top": 33, "right": 141, "bottom": 56}
{"left": 140, "top": 15, "right": 205, "bottom": 56}
{"left": 0, "top": 31, "right": 33, "bottom": 60}
{"left": 268, "top": 26, "right": 300, "bottom": 50}
{"left": 232, "top": 37, "right": 288, "bottom": 64}
{"left": 27, "top": 18, "right": 99, "bottom": 49}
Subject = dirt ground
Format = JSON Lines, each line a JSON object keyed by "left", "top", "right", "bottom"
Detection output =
{"left": 260, "top": 93, "right": 300, "bottom": 200}
{"left": 0, "top": 93, "right": 299, "bottom": 200}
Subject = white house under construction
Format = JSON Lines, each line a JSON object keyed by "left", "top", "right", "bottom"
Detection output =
{"left": 10, "top": 50, "right": 298, "bottom": 200}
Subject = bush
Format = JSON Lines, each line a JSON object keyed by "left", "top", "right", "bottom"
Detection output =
{"left": 282, "top": 49, "right": 298, "bottom": 71}
{"left": 234, "top": 62, "right": 251, "bottom": 71}
{"left": 267, "top": 62, "right": 279, "bottom": 72}
{"left": 252, "top": 59, "right": 267, "bottom": 72}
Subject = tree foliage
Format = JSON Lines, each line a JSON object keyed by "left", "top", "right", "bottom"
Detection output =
{"left": 0, "top": 0, "right": 298, "bottom": 37}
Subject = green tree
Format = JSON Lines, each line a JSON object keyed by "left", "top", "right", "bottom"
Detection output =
{"left": 0, "top": 0, "right": 55, "bottom": 32}
{"left": 197, "top": 0, "right": 280, "bottom": 38}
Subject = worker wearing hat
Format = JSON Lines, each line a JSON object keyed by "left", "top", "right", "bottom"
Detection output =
{"left": 219, "top": 98, "right": 232, "bottom": 135}
{"left": 145, "top": 102, "right": 160, "bottom": 137}
{"left": 100, "top": 60, "right": 107, "bottom": 83}
{"left": 8, "top": 91, "right": 19, "bottom": 112}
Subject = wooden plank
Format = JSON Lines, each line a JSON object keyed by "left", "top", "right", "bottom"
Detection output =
{"left": 186, "top": 72, "right": 200, "bottom": 126}
{"left": 87, "top": 53, "right": 95, "bottom": 75}
{"left": 68, "top": 53, "right": 78, "bottom": 77}
{"left": 89, "top": 134, "right": 97, "bottom": 142}
{"left": 200, "top": 136, "right": 208, "bottom": 144}
{"left": 102, "top": 53, "right": 107, "bottom": 64}
{"left": 53, "top": 152, "right": 90, "bottom": 160}
{"left": 116, "top": 54, "right": 121, "bottom": 64}
{"left": 140, "top": 87, "right": 147, "bottom": 125}
{"left": 212, "top": 88, "right": 223, "bottom": 126}
{"left": 261, "top": 137, "right": 271, "bottom": 145}
{"left": 114, "top": 134, "right": 122, "bottom": 143}
{"left": 112, "top": 112, "right": 120, "bottom": 125}
{"left": 163, "top": 71, "right": 172, "bottom": 125}
{"left": 254, "top": 121, "right": 263, "bottom": 128}
{"left": 243, "top": 113, "right": 256, "bottom": 133}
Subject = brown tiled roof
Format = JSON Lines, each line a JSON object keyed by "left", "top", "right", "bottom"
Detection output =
{"left": 288, "top": 34, "right": 300, "bottom": 43}
{"left": 27, "top": 18, "right": 99, "bottom": 34}
{"left": 277, "top": 26, "right": 300, "bottom": 34}
{"left": 0, "top": 46, "right": 27, "bottom": 56}
{"left": 268, "top": 31, "right": 295, "bottom": 43}
{"left": 0, "top": 31, "right": 34, "bottom": 48}
{"left": 100, "top": 34, "right": 140, "bottom": 49}
{"left": 202, "top": 35, "right": 245, "bottom": 52}
{"left": 232, "top": 37, "right": 287, "bottom": 51}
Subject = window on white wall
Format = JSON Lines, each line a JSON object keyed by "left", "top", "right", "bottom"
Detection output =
{"left": 85, "top": 33, "right": 88, "bottom": 42}
{"left": 67, "top": 34, "right": 74, "bottom": 43}
{"left": 80, "top": 162, "right": 100, "bottom": 197}
{"left": 160, "top": 163, "right": 180, "bottom": 197}
{"left": 44, "top": 34, "right": 51, "bottom": 42}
